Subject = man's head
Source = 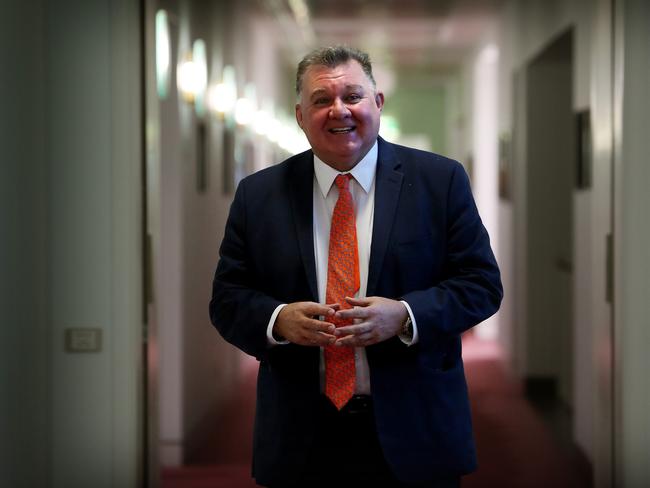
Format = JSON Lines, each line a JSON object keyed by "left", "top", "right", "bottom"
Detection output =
{"left": 295, "top": 46, "right": 384, "bottom": 171}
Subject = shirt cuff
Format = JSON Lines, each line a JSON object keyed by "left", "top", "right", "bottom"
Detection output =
{"left": 267, "top": 303, "right": 290, "bottom": 346}
{"left": 398, "top": 300, "right": 419, "bottom": 346}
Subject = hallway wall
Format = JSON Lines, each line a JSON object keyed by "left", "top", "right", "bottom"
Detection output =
{"left": 150, "top": 0, "right": 302, "bottom": 467}
{"left": 497, "top": 0, "right": 595, "bottom": 457}
{"left": 1, "top": 0, "right": 143, "bottom": 487}
{"left": 446, "top": 14, "right": 501, "bottom": 340}
{"left": 614, "top": 0, "right": 650, "bottom": 485}
{"left": 495, "top": 1, "right": 616, "bottom": 486}
{"left": 154, "top": 0, "right": 240, "bottom": 465}
{"left": 1, "top": 2, "right": 50, "bottom": 486}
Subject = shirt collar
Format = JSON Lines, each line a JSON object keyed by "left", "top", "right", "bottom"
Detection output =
{"left": 313, "top": 141, "right": 378, "bottom": 198}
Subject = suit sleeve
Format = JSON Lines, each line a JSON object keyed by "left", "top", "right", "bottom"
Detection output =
{"left": 401, "top": 163, "right": 503, "bottom": 350}
{"left": 209, "top": 179, "right": 282, "bottom": 359}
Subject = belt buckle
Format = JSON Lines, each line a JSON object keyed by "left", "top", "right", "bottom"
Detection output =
{"left": 344, "top": 395, "right": 371, "bottom": 415}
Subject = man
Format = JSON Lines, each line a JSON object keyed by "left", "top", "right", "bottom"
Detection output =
{"left": 210, "top": 46, "right": 502, "bottom": 487}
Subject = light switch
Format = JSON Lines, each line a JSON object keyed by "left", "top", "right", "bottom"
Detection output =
{"left": 65, "top": 328, "right": 102, "bottom": 353}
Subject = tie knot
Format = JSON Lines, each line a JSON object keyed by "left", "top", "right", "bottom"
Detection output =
{"left": 334, "top": 173, "right": 352, "bottom": 191}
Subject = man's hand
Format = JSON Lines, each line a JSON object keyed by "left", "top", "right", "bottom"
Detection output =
{"left": 332, "top": 297, "right": 408, "bottom": 347}
{"left": 274, "top": 302, "right": 338, "bottom": 346}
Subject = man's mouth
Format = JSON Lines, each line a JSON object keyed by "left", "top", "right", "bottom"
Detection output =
{"left": 328, "top": 126, "right": 355, "bottom": 134}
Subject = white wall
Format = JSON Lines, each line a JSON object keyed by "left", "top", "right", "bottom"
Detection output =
{"left": 1, "top": 0, "right": 143, "bottom": 487}
{"left": 587, "top": 2, "right": 616, "bottom": 485}
{"left": 452, "top": 16, "right": 503, "bottom": 342}
{"left": 614, "top": 0, "right": 650, "bottom": 485}
{"left": 48, "top": 1, "right": 143, "bottom": 486}
{"left": 156, "top": 0, "right": 187, "bottom": 465}
{"left": 471, "top": 45, "right": 500, "bottom": 340}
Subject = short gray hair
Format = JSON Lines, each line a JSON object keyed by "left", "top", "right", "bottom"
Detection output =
{"left": 295, "top": 45, "right": 376, "bottom": 96}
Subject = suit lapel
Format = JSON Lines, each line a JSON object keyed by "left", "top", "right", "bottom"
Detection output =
{"left": 367, "top": 139, "right": 403, "bottom": 296}
{"left": 288, "top": 152, "right": 319, "bottom": 302}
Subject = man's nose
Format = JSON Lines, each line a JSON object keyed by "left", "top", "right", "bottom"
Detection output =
{"left": 329, "top": 98, "right": 351, "bottom": 118}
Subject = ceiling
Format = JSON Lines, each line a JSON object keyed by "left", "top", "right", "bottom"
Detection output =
{"left": 305, "top": 0, "right": 504, "bottom": 73}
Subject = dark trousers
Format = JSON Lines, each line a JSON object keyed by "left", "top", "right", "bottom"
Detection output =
{"left": 268, "top": 395, "right": 460, "bottom": 488}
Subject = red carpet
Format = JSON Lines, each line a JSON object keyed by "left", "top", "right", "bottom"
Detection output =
{"left": 162, "top": 336, "right": 591, "bottom": 487}
{"left": 462, "top": 336, "right": 591, "bottom": 488}
{"left": 162, "top": 465, "right": 257, "bottom": 488}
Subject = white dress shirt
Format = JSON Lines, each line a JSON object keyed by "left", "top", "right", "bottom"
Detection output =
{"left": 266, "top": 141, "right": 418, "bottom": 394}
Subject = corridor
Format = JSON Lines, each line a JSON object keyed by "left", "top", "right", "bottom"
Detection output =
{"left": 3, "top": 0, "right": 650, "bottom": 487}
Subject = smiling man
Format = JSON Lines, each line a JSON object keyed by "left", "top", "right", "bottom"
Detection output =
{"left": 210, "top": 46, "right": 502, "bottom": 488}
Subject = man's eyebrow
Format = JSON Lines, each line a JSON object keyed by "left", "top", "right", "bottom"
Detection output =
{"left": 309, "top": 84, "right": 366, "bottom": 100}
{"left": 309, "top": 88, "right": 328, "bottom": 100}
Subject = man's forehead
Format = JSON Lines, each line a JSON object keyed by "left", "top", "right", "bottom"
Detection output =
{"left": 304, "top": 64, "right": 371, "bottom": 89}
{"left": 304, "top": 61, "right": 365, "bottom": 80}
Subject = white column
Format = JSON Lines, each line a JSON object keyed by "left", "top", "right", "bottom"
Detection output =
{"left": 472, "top": 44, "right": 500, "bottom": 340}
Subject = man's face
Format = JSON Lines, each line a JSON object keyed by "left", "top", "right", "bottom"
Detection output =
{"left": 295, "top": 60, "right": 384, "bottom": 171}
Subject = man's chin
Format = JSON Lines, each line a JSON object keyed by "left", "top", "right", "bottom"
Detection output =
{"left": 316, "top": 152, "right": 360, "bottom": 171}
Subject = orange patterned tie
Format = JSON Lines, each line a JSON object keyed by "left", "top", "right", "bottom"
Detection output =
{"left": 324, "top": 173, "right": 359, "bottom": 410}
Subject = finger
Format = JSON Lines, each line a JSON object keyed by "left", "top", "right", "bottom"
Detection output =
{"left": 336, "top": 330, "right": 375, "bottom": 347}
{"left": 335, "top": 307, "right": 370, "bottom": 321}
{"left": 332, "top": 333, "right": 356, "bottom": 347}
{"left": 301, "top": 330, "right": 337, "bottom": 346}
{"left": 301, "top": 302, "right": 337, "bottom": 317}
{"left": 325, "top": 302, "right": 342, "bottom": 311}
{"left": 303, "top": 317, "right": 336, "bottom": 334}
{"left": 333, "top": 322, "right": 370, "bottom": 337}
{"left": 344, "top": 296, "right": 372, "bottom": 307}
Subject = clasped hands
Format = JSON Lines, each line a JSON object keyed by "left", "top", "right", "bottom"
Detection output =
{"left": 274, "top": 297, "right": 408, "bottom": 347}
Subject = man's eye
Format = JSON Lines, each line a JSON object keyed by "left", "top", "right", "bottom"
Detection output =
{"left": 346, "top": 94, "right": 361, "bottom": 102}
{"left": 314, "top": 98, "right": 330, "bottom": 105}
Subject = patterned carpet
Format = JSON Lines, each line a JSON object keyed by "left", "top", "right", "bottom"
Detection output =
{"left": 162, "top": 336, "right": 591, "bottom": 488}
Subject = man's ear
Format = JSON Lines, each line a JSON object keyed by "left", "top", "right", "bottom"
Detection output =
{"left": 375, "top": 91, "right": 385, "bottom": 111}
{"left": 295, "top": 103, "right": 303, "bottom": 129}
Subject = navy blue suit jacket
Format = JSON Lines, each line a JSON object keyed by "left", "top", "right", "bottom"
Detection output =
{"left": 210, "top": 138, "right": 502, "bottom": 485}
